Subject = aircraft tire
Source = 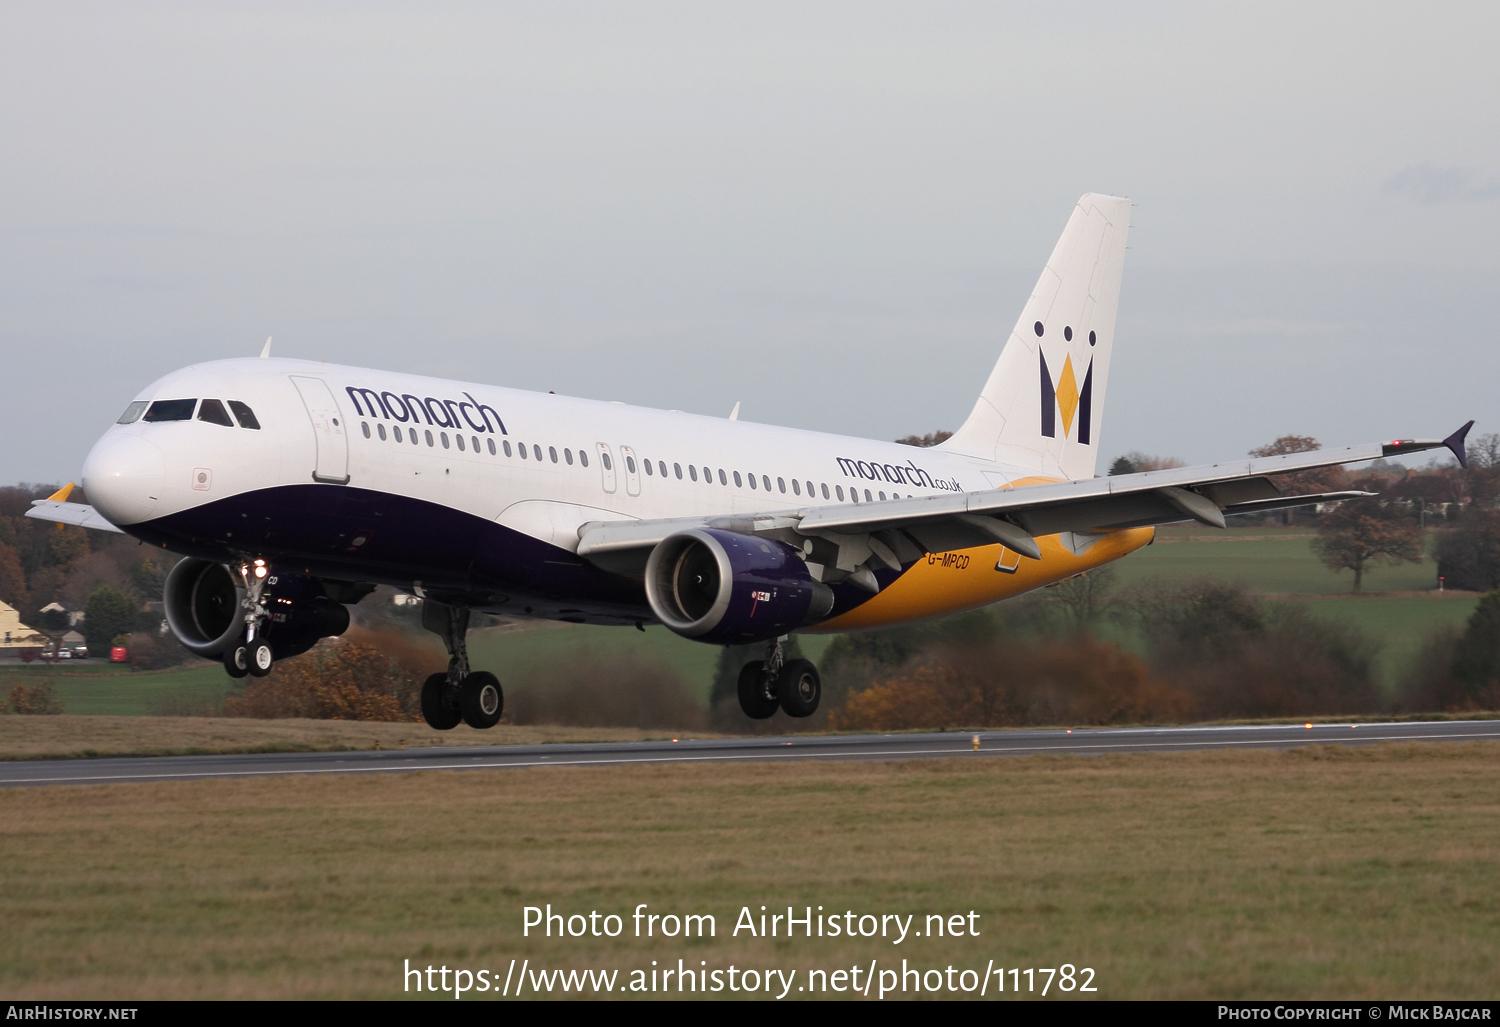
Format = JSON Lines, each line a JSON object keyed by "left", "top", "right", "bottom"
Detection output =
{"left": 459, "top": 671, "right": 504, "bottom": 729}
{"left": 736, "top": 661, "right": 779, "bottom": 720}
{"left": 247, "top": 640, "right": 274, "bottom": 677}
{"left": 777, "top": 659, "right": 821, "bottom": 718}
{"left": 223, "top": 643, "right": 249, "bottom": 679}
{"left": 421, "top": 672, "right": 462, "bottom": 731}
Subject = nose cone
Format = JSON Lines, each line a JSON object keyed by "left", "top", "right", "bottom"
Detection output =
{"left": 82, "top": 432, "right": 165, "bottom": 525}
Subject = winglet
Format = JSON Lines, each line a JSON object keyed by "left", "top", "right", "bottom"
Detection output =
{"left": 1444, "top": 420, "right": 1475, "bottom": 469}
{"left": 259, "top": 336, "right": 273, "bottom": 359}
{"left": 45, "top": 483, "right": 75, "bottom": 503}
{"left": 728, "top": 401, "right": 740, "bottom": 421}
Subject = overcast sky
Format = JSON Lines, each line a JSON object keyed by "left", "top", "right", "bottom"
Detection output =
{"left": 3, "top": 2, "right": 1497, "bottom": 483}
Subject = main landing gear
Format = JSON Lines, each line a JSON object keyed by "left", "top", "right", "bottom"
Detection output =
{"left": 224, "top": 558, "right": 275, "bottom": 680}
{"left": 737, "top": 636, "right": 821, "bottom": 720}
{"left": 420, "top": 601, "right": 504, "bottom": 731}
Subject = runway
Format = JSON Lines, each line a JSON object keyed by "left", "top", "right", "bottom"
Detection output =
{"left": 0, "top": 718, "right": 1495, "bottom": 787}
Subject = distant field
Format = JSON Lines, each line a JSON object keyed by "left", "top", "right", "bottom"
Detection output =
{"left": 1, "top": 526, "right": 1478, "bottom": 717}
{"left": 0, "top": 743, "right": 1495, "bottom": 999}
{"left": 1114, "top": 524, "right": 1441, "bottom": 594}
{"left": 0, "top": 662, "right": 236, "bottom": 717}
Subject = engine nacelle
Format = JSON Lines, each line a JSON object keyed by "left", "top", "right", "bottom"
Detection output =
{"left": 644, "top": 529, "right": 834, "bottom": 644}
{"left": 164, "top": 558, "right": 350, "bottom": 659}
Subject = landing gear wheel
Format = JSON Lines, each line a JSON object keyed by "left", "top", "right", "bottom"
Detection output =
{"left": 778, "top": 659, "right": 821, "bottom": 718}
{"left": 247, "top": 640, "right": 274, "bottom": 677}
{"left": 736, "top": 661, "right": 779, "bottom": 720}
{"left": 223, "top": 643, "right": 249, "bottom": 679}
{"left": 421, "top": 672, "right": 462, "bottom": 731}
{"left": 459, "top": 671, "right": 504, "bottom": 729}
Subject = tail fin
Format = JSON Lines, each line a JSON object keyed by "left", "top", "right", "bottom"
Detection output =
{"left": 941, "top": 193, "right": 1131, "bottom": 480}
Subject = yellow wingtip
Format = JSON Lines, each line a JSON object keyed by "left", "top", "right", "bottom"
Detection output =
{"left": 46, "top": 483, "right": 75, "bottom": 503}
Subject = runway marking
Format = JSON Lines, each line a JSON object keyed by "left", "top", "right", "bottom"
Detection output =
{"left": 2, "top": 728, "right": 1496, "bottom": 786}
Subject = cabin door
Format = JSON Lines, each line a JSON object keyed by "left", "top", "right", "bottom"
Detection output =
{"left": 290, "top": 376, "right": 350, "bottom": 485}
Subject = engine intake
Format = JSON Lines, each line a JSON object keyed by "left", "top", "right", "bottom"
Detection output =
{"left": 163, "top": 558, "right": 245, "bottom": 657}
{"left": 164, "top": 558, "right": 351, "bottom": 659}
{"left": 644, "top": 529, "right": 833, "bottom": 644}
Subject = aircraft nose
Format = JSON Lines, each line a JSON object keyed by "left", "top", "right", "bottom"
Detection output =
{"left": 82, "top": 431, "right": 165, "bottom": 525}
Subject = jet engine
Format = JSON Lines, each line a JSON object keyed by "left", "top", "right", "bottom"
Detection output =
{"left": 163, "top": 558, "right": 350, "bottom": 660}
{"left": 644, "top": 529, "right": 834, "bottom": 644}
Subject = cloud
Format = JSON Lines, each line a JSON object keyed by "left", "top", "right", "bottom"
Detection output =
{"left": 1383, "top": 165, "right": 1500, "bottom": 205}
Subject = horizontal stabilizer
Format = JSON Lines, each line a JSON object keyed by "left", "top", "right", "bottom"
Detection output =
{"left": 26, "top": 499, "right": 123, "bottom": 533}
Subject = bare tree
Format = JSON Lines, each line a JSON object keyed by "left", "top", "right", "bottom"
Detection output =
{"left": 1311, "top": 491, "right": 1423, "bottom": 593}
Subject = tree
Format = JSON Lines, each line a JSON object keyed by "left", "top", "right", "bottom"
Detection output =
{"left": 1111, "top": 451, "right": 1184, "bottom": 473}
{"left": 1310, "top": 494, "right": 1423, "bottom": 593}
{"left": 894, "top": 431, "right": 952, "bottom": 448}
{"left": 0, "top": 539, "right": 24, "bottom": 610}
{"left": 82, "top": 585, "right": 138, "bottom": 653}
{"left": 1434, "top": 508, "right": 1500, "bottom": 591}
{"left": 1450, "top": 591, "right": 1500, "bottom": 705}
{"left": 1251, "top": 435, "right": 1348, "bottom": 501}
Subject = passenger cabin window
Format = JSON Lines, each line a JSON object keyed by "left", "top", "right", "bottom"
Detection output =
{"left": 675, "top": 463, "right": 683, "bottom": 479}
{"left": 659, "top": 461, "right": 668, "bottom": 478}
{"left": 143, "top": 399, "right": 196, "bottom": 422}
{"left": 360, "top": 421, "right": 371, "bottom": 438}
{"left": 762, "top": 475, "right": 771, "bottom": 491}
{"left": 564, "top": 448, "right": 573, "bottom": 464}
{"left": 227, "top": 401, "right": 261, "bottom": 429}
{"left": 378, "top": 424, "right": 387, "bottom": 441}
{"left": 718, "top": 469, "right": 727, "bottom": 485}
{"left": 780, "top": 477, "right": 787, "bottom": 494}
{"left": 791, "top": 479, "right": 800, "bottom": 496}
{"left": 425, "top": 430, "right": 435, "bottom": 447}
{"left": 600, "top": 452, "right": 610, "bottom": 470}
{"left": 117, "top": 401, "right": 148, "bottom": 424}
{"left": 441, "top": 432, "right": 450, "bottom": 449}
{"left": 519, "top": 442, "right": 529, "bottom": 459}
{"left": 533, "top": 444, "right": 543, "bottom": 461}
{"left": 733, "top": 471, "right": 742, "bottom": 487}
{"left": 689, "top": 465, "right": 698, "bottom": 481}
{"left": 643, "top": 459, "right": 653, "bottom": 475}
{"left": 488, "top": 438, "right": 496, "bottom": 455}
{"left": 503, "top": 440, "right": 512, "bottom": 456}
{"left": 579, "top": 450, "right": 589, "bottom": 467}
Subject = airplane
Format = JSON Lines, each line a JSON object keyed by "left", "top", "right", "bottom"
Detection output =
{"left": 26, "top": 193, "right": 1472, "bottom": 731}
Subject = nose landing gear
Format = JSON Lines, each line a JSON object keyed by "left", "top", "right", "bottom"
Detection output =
{"left": 224, "top": 558, "right": 276, "bottom": 678}
{"left": 736, "top": 636, "right": 821, "bottom": 720}
{"left": 420, "top": 600, "right": 504, "bottom": 730}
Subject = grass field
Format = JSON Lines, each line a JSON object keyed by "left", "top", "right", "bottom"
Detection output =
{"left": 0, "top": 716, "right": 711, "bottom": 760}
{"left": 0, "top": 742, "right": 1495, "bottom": 999}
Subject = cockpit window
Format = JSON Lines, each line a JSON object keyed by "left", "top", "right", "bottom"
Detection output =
{"left": 227, "top": 401, "right": 261, "bottom": 430}
{"left": 143, "top": 399, "right": 197, "bottom": 422}
{"left": 197, "top": 399, "right": 234, "bottom": 427}
{"left": 117, "top": 401, "right": 148, "bottom": 424}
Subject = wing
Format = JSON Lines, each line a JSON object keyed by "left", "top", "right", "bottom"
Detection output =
{"left": 25, "top": 484, "right": 125, "bottom": 534}
{"left": 577, "top": 424, "right": 1471, "bottom": 584}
